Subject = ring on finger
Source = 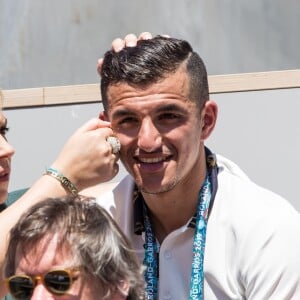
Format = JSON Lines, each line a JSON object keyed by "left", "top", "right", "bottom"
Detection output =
{"left": 106, "top": 136, "right": 121, "bottom": 154}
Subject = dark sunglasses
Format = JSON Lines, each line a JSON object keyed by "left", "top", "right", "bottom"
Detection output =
{"left": 4, "top": 267, "right": 80, "bottom": 299}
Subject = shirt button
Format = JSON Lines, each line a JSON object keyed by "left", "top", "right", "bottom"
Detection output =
{"left": 164, "top": 250, "right": 172, "bottom": 259}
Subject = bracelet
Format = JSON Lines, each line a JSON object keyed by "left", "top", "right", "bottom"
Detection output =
{"left": 44, "top": 167, "right": 78, "bottom": 196}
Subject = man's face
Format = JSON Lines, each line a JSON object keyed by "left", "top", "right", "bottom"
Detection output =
{"left": 106, "top": 69, "right": 208, "bottom": 194}
{"left": 0, "top": 112, "right": 14, "bottom": 203}
{"left": 13, "top": 235, "right": 126, "bottom": 299}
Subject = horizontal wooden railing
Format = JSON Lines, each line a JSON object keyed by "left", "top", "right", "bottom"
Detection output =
{"left": 1, "top": 69, "right": 300, "bottom": 109}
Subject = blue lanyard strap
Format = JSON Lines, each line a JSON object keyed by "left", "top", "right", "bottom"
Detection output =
{"left": 144, "top": 207, "right": 159, "bottom": 298}
{"left": 143, "top": 149, "right": 218, "bottom": 300}
{"left": 189, "top": 174, "right": 211, "bottom": 299}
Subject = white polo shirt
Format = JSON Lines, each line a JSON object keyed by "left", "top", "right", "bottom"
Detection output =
{"left": 96, "top": 155, "right": 300, "bottom": 299}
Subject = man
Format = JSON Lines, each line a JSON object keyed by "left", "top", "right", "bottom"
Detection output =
{"left": 95, "top": 35, "right": 300, "bottom": 299}
{"left": 3, "top": 196, "right": 145, "bottom": 299}
{"left": 1, "top": 34, "right": 300, "bottom": 299}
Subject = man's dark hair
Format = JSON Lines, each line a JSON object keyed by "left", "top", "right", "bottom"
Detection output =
{"left": 100, "top": 36, "right": 209, "bottom": 112}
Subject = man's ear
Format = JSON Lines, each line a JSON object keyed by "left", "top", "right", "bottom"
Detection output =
{"left": 200, "top": 100, "right": 218, "bottom": 141}
{"left": 99, "top": 111, "right": 109, "bottom": 121}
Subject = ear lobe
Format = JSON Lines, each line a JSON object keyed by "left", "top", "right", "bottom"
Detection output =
{"left": 200, "top": 100, "right": 218, "bottom": 141}
{"left": 99, "top": 111, "right": 108, "bottom": 121}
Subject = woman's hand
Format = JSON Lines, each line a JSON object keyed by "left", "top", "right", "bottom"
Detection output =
{"left": 51, "top": 118, "right": 120, "bottom": 191}
{"left": 97, "top": 32, "right": 153, "bottom": 74}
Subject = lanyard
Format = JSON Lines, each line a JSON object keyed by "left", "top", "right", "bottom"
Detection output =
{"left": 144, "top": 206, "right": 159, "bottom": 298}
{"left": 143, "top": 150, "right": 218, "bottom": 300}
{"left": 189, "top": 174, "right": 211, "bottom": 299}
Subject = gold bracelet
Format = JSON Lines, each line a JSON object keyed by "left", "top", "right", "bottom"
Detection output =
{"left": 44, "top": 167, "right": 78, "bottom": 196}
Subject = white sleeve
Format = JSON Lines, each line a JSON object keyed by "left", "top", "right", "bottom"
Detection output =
{"left": 238, "top": 209, "right": 300, "bottom": 300}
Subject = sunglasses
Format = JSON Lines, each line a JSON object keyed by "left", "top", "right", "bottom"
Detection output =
{"left": 4, "top": 267, "right": 80, "bottom": 299}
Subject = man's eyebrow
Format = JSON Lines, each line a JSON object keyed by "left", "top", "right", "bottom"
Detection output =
{"left": 156, "top": 104, "right": 186, "bottom": 113}
{"left": 111, "top": 109, "right": 135, "bottom": 119}
{"left": 111, "top": 104, "right": 186, "bottom": 119}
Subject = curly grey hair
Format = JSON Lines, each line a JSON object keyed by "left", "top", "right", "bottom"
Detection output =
{"left": 4, "top": 195, "right": 145, "bottom": 299}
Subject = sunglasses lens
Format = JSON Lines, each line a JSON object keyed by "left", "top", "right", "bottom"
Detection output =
{"left": 8, "top": 276, "right": 34, "bottom": 299}
{"left": 44, "top": 270, "right": 71, "bottom": 294}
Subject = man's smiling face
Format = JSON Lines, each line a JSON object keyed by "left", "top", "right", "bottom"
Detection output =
{"left": 106, "top": 69, "right": 204, "bottom": 194}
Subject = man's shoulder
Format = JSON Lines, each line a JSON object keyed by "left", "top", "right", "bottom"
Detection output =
{"left": 216, "top": 153, "right": 283, "bottom": 201}
{"left": 92, "top": 175, "right": 135, "bottom": 212}
{"left": 81, "top": 181, "right": 119, "bottom": 197}
{"left": 93, "top": 176, "right": 136, "bottom": 236}
{"left": 215, "top": 153, "right": 299, "bottom": 223}
{"left": 216, "top": 154, "right": 250, "bottom": 181}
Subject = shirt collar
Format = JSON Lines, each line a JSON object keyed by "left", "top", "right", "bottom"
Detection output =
{"left": 133, "top": 191, "right": 199, "bottom": 236}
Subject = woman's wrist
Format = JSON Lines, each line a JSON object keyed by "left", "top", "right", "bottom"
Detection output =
{"left": 44, "top": 167, "right": 78, "bottom": 196}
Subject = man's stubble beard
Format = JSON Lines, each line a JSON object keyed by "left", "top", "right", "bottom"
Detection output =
{"left": 139, "top": 175, "right": 179, "bottom": 195}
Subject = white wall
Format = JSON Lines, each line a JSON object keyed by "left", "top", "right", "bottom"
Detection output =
{"left": 4, "top": 87, "right": 300, "bottom": 212}
{"left": 1, "top": 0, "right": 299, "bottom": 89}
{"left": 208, "top": 88, "right": 300, "bottom": 211}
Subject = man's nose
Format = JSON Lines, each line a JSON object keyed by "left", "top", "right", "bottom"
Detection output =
{"left": 137, "top": 118, "right": 162, "bottom": 152}
{"left": 30, "top": 282, "right": 53, "bottom": 300}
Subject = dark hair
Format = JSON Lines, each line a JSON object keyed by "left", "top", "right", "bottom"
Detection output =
{"left": 4, "top": 196, "right": 145, "bottom": 299}
{"left": 100, "top": 36, "right": 209, "bottom": 112}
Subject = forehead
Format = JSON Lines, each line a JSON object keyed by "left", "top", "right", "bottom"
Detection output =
{"left": 106, "top": 68, "right": 191, "bottom": 113}
{"left": 15, "top": 235, "right": 74, "bottom": 273}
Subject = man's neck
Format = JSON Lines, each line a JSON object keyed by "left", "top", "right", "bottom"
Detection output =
{"left": 142, "top": 159, "right": 207, "bottom": 243}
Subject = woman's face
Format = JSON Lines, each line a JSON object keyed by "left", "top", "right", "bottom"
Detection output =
{"left": 0, "top": 112, "right": 14, "bottom": 203}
